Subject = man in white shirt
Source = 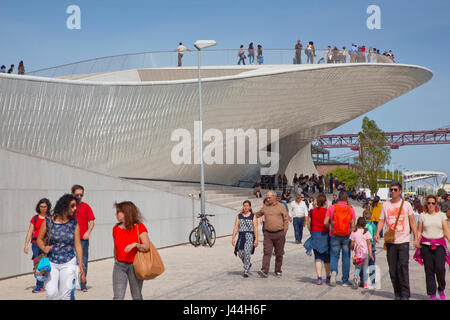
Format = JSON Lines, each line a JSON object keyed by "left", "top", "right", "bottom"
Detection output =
{"left": 173, "top": 42, "right": 192, "bottom": 67}
{"left": 289, "top": 193, "right": 308, "bottom": 244}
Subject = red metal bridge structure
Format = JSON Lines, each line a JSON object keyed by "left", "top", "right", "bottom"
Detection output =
{"left": 313, "top": 128, "right": 450, "bottom": 151}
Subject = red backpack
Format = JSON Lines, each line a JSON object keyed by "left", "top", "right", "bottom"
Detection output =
{"left": 332, "top": 204, "right": 352, "bottom": 236}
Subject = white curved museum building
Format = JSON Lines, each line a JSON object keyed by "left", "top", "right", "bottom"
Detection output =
{"left": 0, "top": 51, "right": 434, "bottom": 279}
{"left": 0, "top": 61, "right": 433, "bottom": 185}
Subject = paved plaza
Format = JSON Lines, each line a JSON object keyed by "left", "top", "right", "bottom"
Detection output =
{"left": 0, "top": 223, "right": 435, "bottom": 300}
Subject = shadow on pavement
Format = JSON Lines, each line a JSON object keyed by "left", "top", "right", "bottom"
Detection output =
{"left": 296, "top": 276, "right": 316, "bottom": 284}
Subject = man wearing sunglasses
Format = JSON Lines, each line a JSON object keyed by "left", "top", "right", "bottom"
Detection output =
{"left": 374, "top": 181, "right": 418, "bottom": 300}
{"left": 72, "top": 184, "right": 96, "bottom": 292}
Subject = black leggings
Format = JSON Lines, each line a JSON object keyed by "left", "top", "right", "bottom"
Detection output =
{"left": 421, "top": 244, "right": 446, "bottom": 295}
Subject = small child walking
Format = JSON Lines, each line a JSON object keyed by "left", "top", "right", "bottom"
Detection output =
{"left": 232, "top": 200, "right": 258, "bottom": 277}
{"left": 362, "top": 209, "right": 377, "bottom": 286}
{"left": 350, "top": 217, "right": 374, "bottom": 289}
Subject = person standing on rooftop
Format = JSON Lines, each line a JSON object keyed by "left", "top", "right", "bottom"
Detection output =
{"left": 305, "top": 41, "right": 315, "bottom": 64}
{"left": 326, "top": 46, "right": 332, "bottom": 63}
{"left": 349, "top": 44, "right": 357, "bottom": 63}
{"left": 18, "top": 61, "right": 25, "bottom": 75}
{"left": 248, "top": 42, "right": 255, "bottom": 64}
{"left": 374, "top": 181, "right": 418, "bottom": 300}
{"left": 257, "top": 45, "right": 263, "bottom": 65}
{"left": 295, "top": 40, "right": 303, "bottom": 64}
{"left": 237, "top": 45, "right": 246, "bottom": 65}
{"left": 173, "top": 42, "right": 192, "bottom": 67}
{"left": 341, "top": 46, "right": 347, "bottom": 63}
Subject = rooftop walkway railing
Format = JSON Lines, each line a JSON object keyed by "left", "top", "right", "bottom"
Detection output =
{"left": 26, "top": 48, "right": 395, "bottom": 78}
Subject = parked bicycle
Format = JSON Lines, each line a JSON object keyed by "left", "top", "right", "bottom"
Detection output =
{"left": 189, "top": 214, "right": 216, "bottom": 247}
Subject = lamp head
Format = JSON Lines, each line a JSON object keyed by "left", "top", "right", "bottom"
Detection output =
{"left": 194, "top": 40, "right": 216, "bottom": 50}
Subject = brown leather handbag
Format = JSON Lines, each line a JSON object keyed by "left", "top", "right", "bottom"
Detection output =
{"left": 133, "top": 224, "right": 165, "bottom": 280}
{"left": 383, "top": 199, "right": 404, "bottom": 250}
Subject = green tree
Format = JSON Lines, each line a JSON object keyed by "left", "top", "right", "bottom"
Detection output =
{"left": 358, "top": 117, "right": 391, "bottom": 197}
{"left": 328, "top": 167, "right": 360, "bottom": 189}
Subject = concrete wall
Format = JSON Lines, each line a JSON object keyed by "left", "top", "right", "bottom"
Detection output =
{"left": 0, "top": 147, "right": 236, "bottom": 279}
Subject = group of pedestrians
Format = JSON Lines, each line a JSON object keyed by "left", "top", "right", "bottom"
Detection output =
{"left": 237, "top": 43, "right": 264, "bottom": 65}
{"left": 24, "top": 185, "right": 94, "bottom": 299}
{"left": 173, "top": 40, "right": 396, "bottom": 67}
{"left": 24, "top": 185, "right": 154, "bottom": 300}
{"left": 1, "top": 61, "right": 25, "bottom": 74}
{"left": 293, "top": 41, "right": 395, "bottom": 64}
{"left": 233, "top": 180, "right": 450, "bottom": 300}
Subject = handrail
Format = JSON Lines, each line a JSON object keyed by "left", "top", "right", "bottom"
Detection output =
{"left": 26, "top": 48, "right": 395, "bottom": 77}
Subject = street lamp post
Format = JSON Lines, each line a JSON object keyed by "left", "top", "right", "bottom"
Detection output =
{"left": 194, "top": 40, "right": 216, "bottom": 216}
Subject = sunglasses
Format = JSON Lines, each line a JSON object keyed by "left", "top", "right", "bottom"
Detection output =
{"left": 75, "top": 194, "right": 84, "bottom": 197}
{"left": 389, "top": 188, "right": 399, "bottom": 192}
{"left": 39, "top": 205, "right": 48, "bottom": 208}
{"left": 427, "top": 202, "right": 436, "bottom": 205}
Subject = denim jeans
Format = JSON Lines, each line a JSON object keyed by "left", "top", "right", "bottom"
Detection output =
{"left": 113, "top": 261, "right": 143, "bottom": 300}
{"left": 330, "top": 235, "right": 351, "bottom": 283}
{"left": 31, "top": 242, "right": 44, "bottom": 289}
{"left": 292, "top": 217, "right": 305, "bottom": 242}
{"left": 80, "top": 239, "right": 89, "bottom": 289}
{"left": 360, "top": 243, "right": 376, "bottom": 283}
{"left": 354, "top": 258, "right": 369, "bottom": 285}
{"left": 248, "top": 54, "right": 254, "bottom": 64}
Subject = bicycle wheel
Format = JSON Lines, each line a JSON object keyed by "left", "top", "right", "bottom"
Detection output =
{"left": 189, "top": 227, "right": 200, "bottom": 247}
{"left": 205, "top": 223, "right": 216, "bottom": 247}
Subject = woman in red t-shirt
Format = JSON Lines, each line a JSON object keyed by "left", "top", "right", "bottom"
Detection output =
{"left": 24, "top": 198, "right": 52, "bottom": 293}
{"left": 307, "top": 193, "right": 331, "bottom": 285}
{"left": 112, "top": 201, "right": 150, "bottom": 300}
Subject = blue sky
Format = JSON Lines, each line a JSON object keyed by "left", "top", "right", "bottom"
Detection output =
{"left": 1, "top": 0, "right": 449, "bottom": 177}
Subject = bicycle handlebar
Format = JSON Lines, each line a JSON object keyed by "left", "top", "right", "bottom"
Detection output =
{"left": 197, "top": 214, "right": 215, "bottom": 218}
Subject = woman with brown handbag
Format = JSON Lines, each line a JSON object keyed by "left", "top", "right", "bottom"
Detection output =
{"left": 112, "top": 201, "right": 150, "bottom": 300}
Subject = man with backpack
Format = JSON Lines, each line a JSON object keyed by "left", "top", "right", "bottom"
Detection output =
{"left": 324, "top": 191, "right": 356, "bottom": 286}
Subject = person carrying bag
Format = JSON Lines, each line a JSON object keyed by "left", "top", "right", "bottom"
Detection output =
{"left": 112, "top": 201, "right": 164, "bottom": 300}
{"left": 133, "top": 224, "right": 165, "bottom": 280}
{"left": 375, "top": 182, "right": 418, "bottom": 300}
{"left": 33, "top": 219, "right": 52, "bottom": 282}
{"left": 383, "top": 200, "right": 404, "bottom": 250}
